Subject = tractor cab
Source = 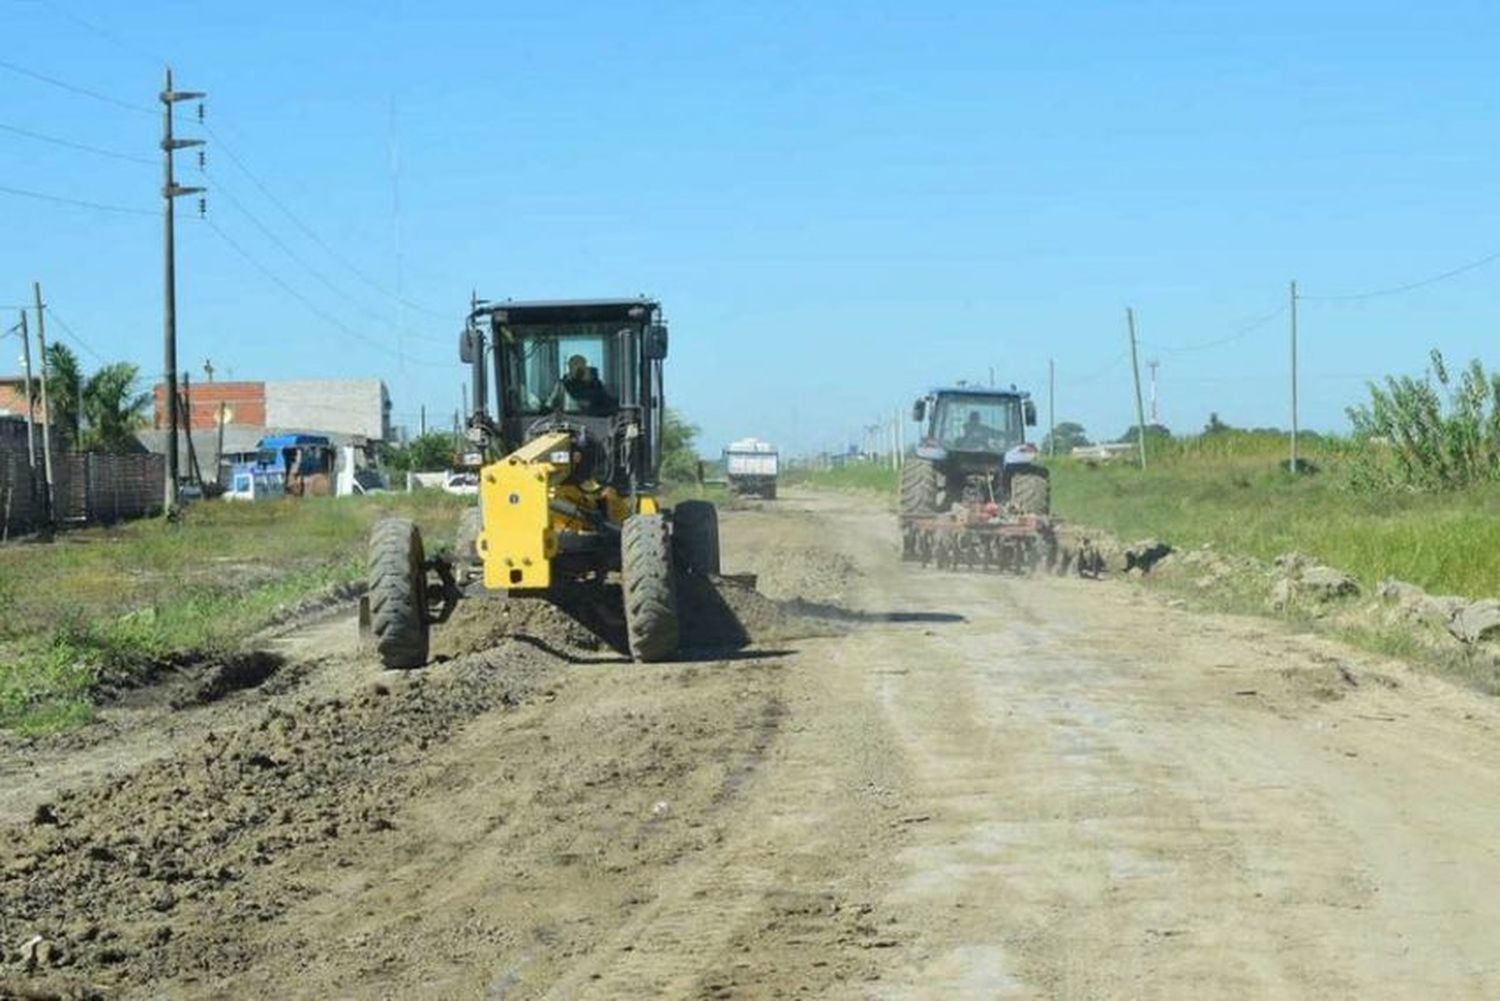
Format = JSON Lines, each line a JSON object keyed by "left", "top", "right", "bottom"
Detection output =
{"left": 913, "top": 388, "right": 1036, "bottom": 459}
{"left": 904, "top": 386, "right": 1048, "bottom": 515}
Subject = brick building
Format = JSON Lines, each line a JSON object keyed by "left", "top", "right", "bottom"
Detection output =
{"left": 152, "top": 378, "right": 390, "bottom": 442}
{"left": 0, "top": 376, "right": 48, "bottom": 426}
{"left": 151, "top": 381, "right": 266, "bottom": 431}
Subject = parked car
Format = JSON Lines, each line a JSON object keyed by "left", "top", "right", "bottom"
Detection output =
{"left": 442, "top": 471, "right": 480, "bottom": 496}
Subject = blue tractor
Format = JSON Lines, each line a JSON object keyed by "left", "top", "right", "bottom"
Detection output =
{"left": 901, "top": 386, "right": 1049, "bottom": 518}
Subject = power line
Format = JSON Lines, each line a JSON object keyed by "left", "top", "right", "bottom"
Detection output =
{"left": 204, "top": 167, "right": 450, "bottom": 344}
{"left": 0, "top": 181, "right": 155, "bottom": 216}
{"left": 201, "top": 121, "right": 449, "bottom": 320}
{"left": 44, "top": 307, "right": 105, "bottom": 364}
{"left": 202, "top": 217, "right": 448, "bottom": 367}
{"left": 0, "top": 56, "right": 155, "bottom": 116}
{"left": 1071, "top": 350, "right": 1128, "bottom": 385}
{"left": 1301, "top": 249, "right": 1500, "bottom": 302}
{"left": 0, "top": 120, "right": 154, "bottom": 165}
{"left": 1142, "top": 304, "right": 1287, "bottom": 354}
{"left": 35, "top": 0, "right": 166, "bottom": 68}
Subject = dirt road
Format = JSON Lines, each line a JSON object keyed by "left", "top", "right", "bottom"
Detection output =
{"left": 5, "top": 489, "right": 1500, "bottom": 999}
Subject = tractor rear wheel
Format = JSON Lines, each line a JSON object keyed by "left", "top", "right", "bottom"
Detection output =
{"left": 673, "top": 500, "right": 721, "bottom": 576}
{"left": 369, "top": 517, "right": 429, "bottom": 669}
{"left": 900, "top": 456, "right": 940, "bottom": 515}
{"left": 1011, "top": 471, "right": 1050, "bottom": 516}
{"left": 622, "top": 513, "right": 679, "bottom": 662}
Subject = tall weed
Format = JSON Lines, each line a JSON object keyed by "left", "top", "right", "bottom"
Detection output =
{"left": 1347, "top": 350, "right": 1500, "bottom": 490}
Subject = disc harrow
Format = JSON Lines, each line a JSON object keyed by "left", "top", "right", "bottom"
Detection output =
{"left": 901, "top": 503, "right": 1058, "bottom": 574}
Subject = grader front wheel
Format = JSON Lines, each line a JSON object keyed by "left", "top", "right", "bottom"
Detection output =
{"left": 368, "top": 517, "right": 430, "bottom": 669}
{"left": 622, "top": 513, "right": 680, "bottom": 662}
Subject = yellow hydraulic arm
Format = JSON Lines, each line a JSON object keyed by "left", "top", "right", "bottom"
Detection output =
{"left": 477, "top": 431, "right": 574, "bottom": 591}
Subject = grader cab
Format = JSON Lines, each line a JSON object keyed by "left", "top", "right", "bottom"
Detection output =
{"left": 364, "top": 297, "right": 720, "bottom": 668}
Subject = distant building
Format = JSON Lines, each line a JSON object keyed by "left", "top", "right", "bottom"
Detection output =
{"left": 152, "top": 378, "right": 391, "bottom": 442}
{"left": 266, "top": 380, "right": 391, "bottom": 442}
{"left": 0, "top": 376, "right": 48, "bottom": 425}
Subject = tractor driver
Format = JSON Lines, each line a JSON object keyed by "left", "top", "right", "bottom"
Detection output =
{"left": 956, "top": 410, "right": 997, "bottom": 450}
{"left": 550, "top": 353, "right": 616, "bottom": 416}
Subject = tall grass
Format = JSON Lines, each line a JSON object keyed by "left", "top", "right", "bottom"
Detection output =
{"left": 0, "top": 493, "right": 465, "bottom": 735}
{"left": 783, "top": 463, "right": 899, "bottom": 493}
{"left": 1347, "top": 351, "right": 1500, "bottom": 490}
{"left": 1051, "top": 435, "right": 1500, "bottom": 599}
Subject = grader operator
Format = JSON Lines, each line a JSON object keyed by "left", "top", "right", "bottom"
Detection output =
{"left": 364, "top": 297, "right": 720, "bottom": 668}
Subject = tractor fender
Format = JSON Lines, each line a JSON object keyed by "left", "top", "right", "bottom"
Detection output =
{"left": 1002, "top": 445, "right": 1045, "bottom": 470}
{"left": 914, "top": 443, "right": 948, "bottom": 462}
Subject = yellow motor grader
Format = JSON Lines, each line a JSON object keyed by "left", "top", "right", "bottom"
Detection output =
{"left": 364, "top": 297, "right": 719, "bottom": 667}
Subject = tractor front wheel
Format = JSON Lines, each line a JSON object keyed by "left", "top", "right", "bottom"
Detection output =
{"left": 622, "top": 513, "right": 680, "bottom": 662}
{"left": 673, "top": 500, "right": 721, "bottom": 576}
{"left": 368, "top": 517, "right": 430, "bottom": 669}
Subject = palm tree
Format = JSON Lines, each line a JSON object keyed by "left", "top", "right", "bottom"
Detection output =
{"left": 81, "top": 363, "right": 152, "bottom": 453}
{"left": 42, "top": 342, "right": 83, "bottom": 449}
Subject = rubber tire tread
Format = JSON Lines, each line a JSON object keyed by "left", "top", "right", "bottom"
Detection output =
{"left": 622, "top": 513, "right": 679, "bottom": 662}
{"left": 369, "top": 517, "right": 429, "bottom": 669}
{"left": 899, "top": 457, "right": 940, "bottom": 515}
{"left": 673, "top": 500, "right": 721, "bottom": 575}
{"left": 1011, "top": 472, "right": 1050, "bottom": 515}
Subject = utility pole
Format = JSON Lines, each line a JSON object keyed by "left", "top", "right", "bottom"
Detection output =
{"left": 1127, "top": 307, "right": 1148, "bottom": 471}
{"left": 215, "top": 400, "right": 227, "bottom": 485}
{"left": 15, "top": 310, "right": 36, "bottom": 471}
{"left": 31, "top": 289, "right": 55, "bottom": 531}
{"left": 161, "top": 67, "right": 206, "bottom": 511}
{"left": 419, "top": 404, "right": 426, "bottom": 437}
{"left": 1048, "top": 357, "right": 1056, "bottom": 457}
{"left": 1289, "top": 279, "right": 1300, "bottom": 475}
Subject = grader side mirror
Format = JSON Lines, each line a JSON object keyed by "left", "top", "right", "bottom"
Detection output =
{"left": 459, "top": 328, "right": 478, "bottom": 364}
{"left": 1023, "top": 400, "right": 1038, "bottom": 426}
{"left": 912, "top": 399, "right": 926, "bottom": 423}
{"left": 644, "top": 324, "right": 669, "bottom": 360}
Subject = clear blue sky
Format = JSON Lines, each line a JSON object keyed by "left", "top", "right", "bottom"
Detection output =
{"left": 2, "top": 0, "right": 1498, "bottom": 455}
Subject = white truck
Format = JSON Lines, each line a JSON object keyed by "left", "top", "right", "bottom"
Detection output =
{"left": 724, "top": 437, "right": 780, "bottom": 499}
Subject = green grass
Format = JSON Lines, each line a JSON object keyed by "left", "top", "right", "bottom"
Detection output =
{"left": 0, "top": 493, "right": 466, "bottom": 735}
{"left": 1052, "top": 435, "right": 1500, "bottom": 599}
{"left": 783, "top": 463, "right": 899, "bottom": 493}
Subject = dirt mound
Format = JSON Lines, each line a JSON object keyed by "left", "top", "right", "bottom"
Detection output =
{"left": 0, "top": 647, "right": 557, "bottom": 999}
{"left": 431, "top": 576, "right": 844, "bottom": 665}
{"left": 732, "top": 540, "right": 864, "bottom": 605}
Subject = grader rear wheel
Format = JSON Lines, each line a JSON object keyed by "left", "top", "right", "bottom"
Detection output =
{"left": 622, "top": 513, "right": 680, "bottom": 662}
{"left": 672, "top": 500, "right": 721, "bottom": 576}
{"left": 368, "top": 517, "right": 430, "bottom": 670}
